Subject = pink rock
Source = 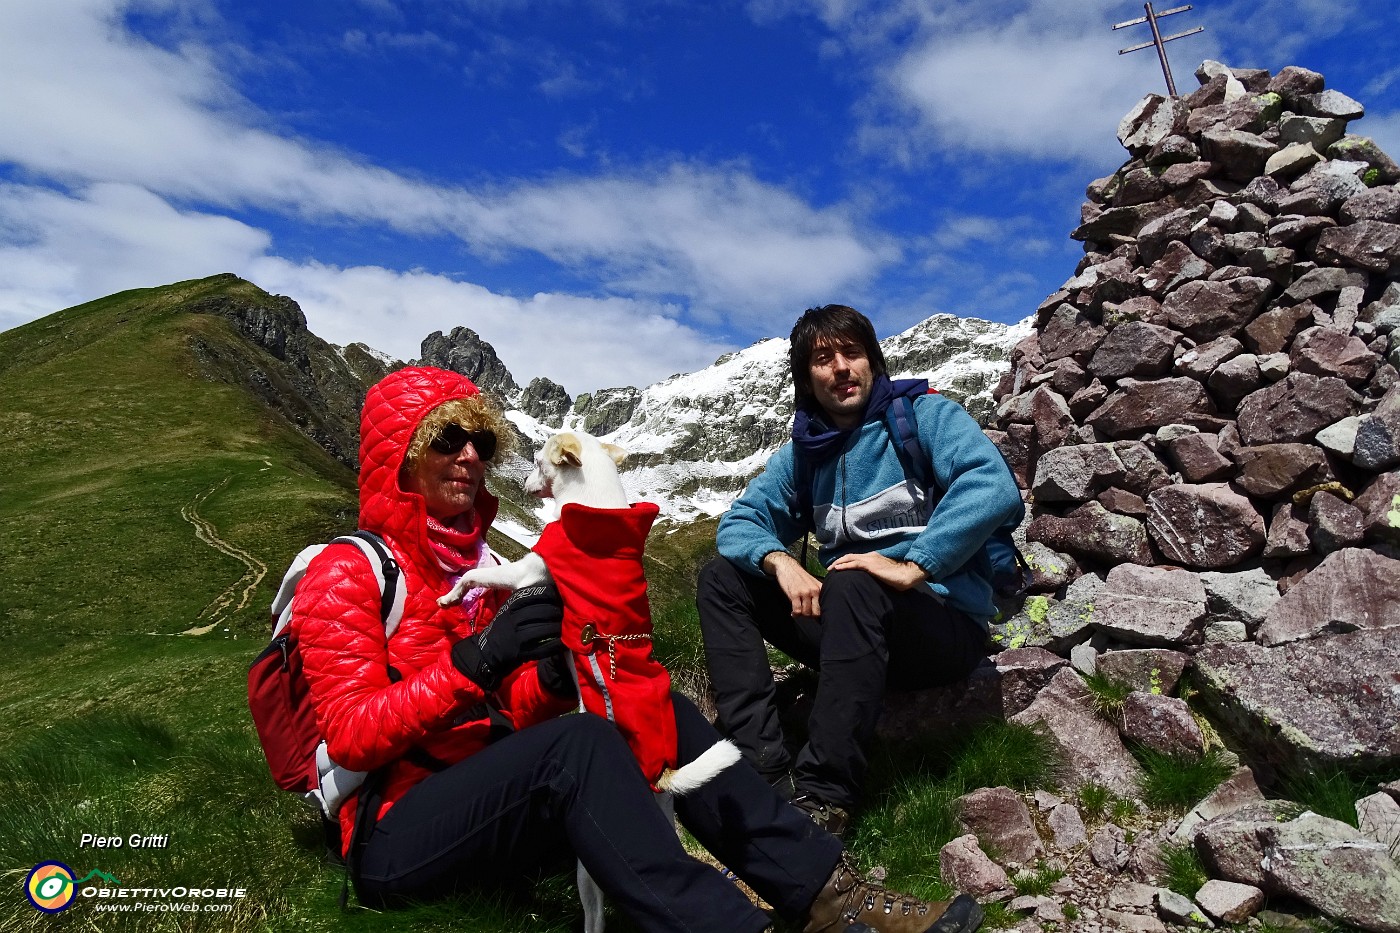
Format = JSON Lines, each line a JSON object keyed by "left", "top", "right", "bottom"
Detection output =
{"left": 1195, "top": 879, "right": 1264, "bottom": 923}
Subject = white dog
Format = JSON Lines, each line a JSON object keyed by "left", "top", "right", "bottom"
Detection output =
{"left": 440, "top": 430, "right": 740, "bottom": 933}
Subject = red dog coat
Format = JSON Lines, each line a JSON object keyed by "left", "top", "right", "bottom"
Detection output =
{"left": 532, "top": 501, "right": 677, "bottom": 786}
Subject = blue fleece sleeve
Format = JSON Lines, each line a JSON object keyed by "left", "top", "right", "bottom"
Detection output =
{"left": 905, "top": 394, "right": 1024, "bottom": 581}
{"left": 716, "top": 444, "right": 809, "bottom": 576}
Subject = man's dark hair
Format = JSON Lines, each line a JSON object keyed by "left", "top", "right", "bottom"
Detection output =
{"left": 788, "top": 304, "right": 888, "bottom": 405}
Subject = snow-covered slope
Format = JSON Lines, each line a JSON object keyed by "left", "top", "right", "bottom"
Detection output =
{"left": 474, "top": 315, "right": 1029, "bottom": 524}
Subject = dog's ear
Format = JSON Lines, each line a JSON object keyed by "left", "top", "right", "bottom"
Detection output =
{"left": 601, "top": 442, "right": 628, "bottom": 467}
{"left": 548, "top": 433, "right": 585, "bottom": 468}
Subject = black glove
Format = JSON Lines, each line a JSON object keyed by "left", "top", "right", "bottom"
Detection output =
{"left": 534, "top": 646, "right": 579, "bottom": 701}
{"left": 452, "top": 583, "right": 564, "bottom": 692}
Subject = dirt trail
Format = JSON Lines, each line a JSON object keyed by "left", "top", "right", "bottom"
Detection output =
{"left": 180, "top": 477, "right": 267, "bottom": 634}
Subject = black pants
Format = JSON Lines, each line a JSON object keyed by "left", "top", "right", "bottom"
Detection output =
{"left": 354, "top": 694, "right": 842, "bottom": 933}
{"left": 697, "top": 557, "right": 988, "bottom": 811}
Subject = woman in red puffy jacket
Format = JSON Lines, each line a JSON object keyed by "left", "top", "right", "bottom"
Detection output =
{"left": 290, "top": 366, "right": 981, "bottom": 933}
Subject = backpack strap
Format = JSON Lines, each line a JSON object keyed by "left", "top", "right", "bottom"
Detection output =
{"left": 884, "top": 394, "right": 934, "bottom": 495}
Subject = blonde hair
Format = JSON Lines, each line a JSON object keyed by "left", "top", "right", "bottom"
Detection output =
{"left": 403, "top": 394, "right": 516, "bottom": 471}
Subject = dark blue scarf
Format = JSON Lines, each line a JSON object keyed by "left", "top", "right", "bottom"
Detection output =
{"left": 791, "top": 375, "right": 928, "bottom": 462}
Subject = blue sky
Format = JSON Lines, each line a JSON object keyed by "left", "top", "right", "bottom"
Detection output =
{"left": 2, "top": 0, "right": 1397, "bottom": 395}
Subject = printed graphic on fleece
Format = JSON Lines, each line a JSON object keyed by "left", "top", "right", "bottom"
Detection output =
{"left": 531, "top": 500, "right": 677, "bottom": 787}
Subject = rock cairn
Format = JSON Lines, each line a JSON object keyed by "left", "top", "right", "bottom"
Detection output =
{"left": 876, "top": 63, "right": 1400, "bottom": 933}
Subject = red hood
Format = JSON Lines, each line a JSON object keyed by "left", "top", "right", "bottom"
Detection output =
{"left": 358, "top": 366, "right": 499, "bottom": 561}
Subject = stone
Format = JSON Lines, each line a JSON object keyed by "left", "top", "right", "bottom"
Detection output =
{"left": 1095, "top": 564, "right": 1208, "bottom": 647}
{"left": 1289, "top": 159, "right": 1370, "bottom": 213}
{"left": 1317, "top": 415, "right": 1363, "bottom": 459}
{"left": 1295, "top": 88, "right": 1366, "bottom": 120}
{"left": 1199, "top": 568, "right": 1279, "bottom": 634}
{"left": 1087, "top": 378, "right": 1218, "bottom": 438}
{"left": 1284, "top": 266, "right": 1370, "bottom": 304}
{"left": 1259, "top": 812, "right": 1400, "bottom": 933}
{"left": 1343, "top": 185, "right": 1400, "bottom": 225}
{"left": 992, "top": 648, "right": 1070, "bottom": 717}
{"left": 1355, "top": 471, "right": 1400, "bottom": 544}
{"left": 1231, "top": 443, "right": 1332, "bottom": 498}
{"left": 1156, "top": 888, "right": 1213, "bottom": 927}
{"left": 1308, "top": 490, "right": 1366, "bottom": 553}
{"left": 1147, "top": 133, "right": 1200, "bottom": 167}
{"left": 1355, "top": 406, "right": 1400, "bottom": 471}
{"left": 1113, "top": 441, "right": 1175, "bottom": 497}
{"left": 1357, "top": 791, "right": 1400, "bottom": 851}
{"left": 1047, "top": 802, "right": 1088, "bottom": 850}
{"left": 1331, "top": 136, "right": 1400, "bottom": 184}
{"left": 1146, "top": 483, "right": 1266, "bottom": 568}
{"left": 1267, "top": 213, "right": 1337, "bottom": 247}
{"left": 1090, "top": 823, "right": 1130, "bottom": 872}
{"left": 1292, "top": 326, "right": 1381, "bottom": 386}
{"left": 1315, "top": 220, "right": 1400, "bottom": 274}
{"left": 1204, "top": 619, "right": 1248, "bottom": 643}
{"left": 1256, "top": 547, "right": 1400, "bottom": 646}
{"left": 1175, "top": 335, "right": 1242, "bottom": 379}
{"left": 1163, "top": 276, "right": 1273, "bottom": 342}
{"left": 1096, "top": 648, "right": 1189, "bottom": 696}
{"left": 1070, "top": 641, "right": 1097, "bottom": 676}
{"left": 1011, "top": 669, "right": 1145, "bottom": 799}
{"left": 1041, "top": 304, "right": 1109, "bottom": 363}
{"left": 989, "top": 577, "right": 1104, "bottom": 654}
{"left": 1264, "top": 502, "right": 1313, "bottom": 559}
{"left": 1194, "top": 879, "right": 1264, "bottom": 924}
{"left": 1166, "top": 431, "right": 1233, "bottom": 482}
{"left": 1243, "top": 301, "right": 1315, "bottom": 355}
{"left": 1072, "top": 203, "right": 1159, "bottom": 243}
{"left": 1171, "top": 767, "right": 1266, "bottom": 845}
{"left": 1236, "top": 372, "right": 1357, "bottom": 445}
{"left": 956, "top": 786, "right": 1043, "bottom": 865}
{"left": 1119, "top": 94, "right": 1186, "bottom": 155}
{"left": 1121, "top": 692, "right": 1206, "bottom": 757}
{"left": 1267, "top": 65, "right": 1325, "bottom": 98}
{"left": 1043, "top": 357, "right": 1089, "bottom": 399}
{"left": 1206, "top": 353, "right": 1262, "bottom": 406}
{"left": 1257, "top": 351, "right": 1290, "bottom": 380}
{"left": 1031, "top": 442, "right": 1126, "bottom": 502}
{"left": 1194, "top": 627, "right": 1400, "bottom": 767}
{"left": 1137, "top": 206, "right": 1209, "bottom": 263}
{"left": 1028, "top": 501, "right": 1154, "bottom": 566}
{"left": 1098, "top": 486, "right": 1149, "bottom": 516}
{"left": 939, "top": 834, "right": 1013, "bottom": 901}
{"left": 1196, "top": 801, "right": 1299, "bottom": 887}
{"left": 1102, "top": 909, "right": 1168, "bottom": 933}
{"left": 1200, "top": 128, "right": 1279, "bottom": 181}
{"left": 1033, "top": 789, "right": 1062, "bottom": 811}
{"left": 1089, "top": 321, "right": 1178, "bottom": 382}
{"left": 1264, "top": 141, "right": 1323, "bottom": 179}
{"left": 1279, "top": 113, "right": 1347, "bottom": 149}
{"left": 1022, "top": 541, "right": 1079, "bottom": 591}
{"left": 1161, "top": 159, "right": 1217, "bottom": 190}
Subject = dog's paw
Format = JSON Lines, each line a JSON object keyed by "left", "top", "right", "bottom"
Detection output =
{"left": 437, "top": 581, "right": 471, "bottom": 607}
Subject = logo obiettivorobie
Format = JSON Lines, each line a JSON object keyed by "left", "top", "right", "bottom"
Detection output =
{"left": 24, "top": 863, "right": 120, "bottom": 913}
{"left": 25, "top": 862, "right": 77, "bottom": 913}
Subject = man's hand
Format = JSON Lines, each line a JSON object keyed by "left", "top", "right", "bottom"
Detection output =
{"left": 762, "top": 551, "right": 823, "bottom": 618}
{"left": 827, "top": 552, "right": 928, "bottom": 591}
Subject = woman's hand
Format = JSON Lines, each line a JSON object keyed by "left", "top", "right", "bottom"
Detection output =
{"left": 451, "top": 584, "right": 564, "bottom": 691}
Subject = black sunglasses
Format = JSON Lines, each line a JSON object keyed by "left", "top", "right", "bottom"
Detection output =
{"left": 428, "top": 423, "right": 497, "bottom": 460}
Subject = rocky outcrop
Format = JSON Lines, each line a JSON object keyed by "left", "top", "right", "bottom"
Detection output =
{"left": 419, "top": 326, "right": 521, "bottom": 403}
{"left": 185, "top": 278, "right": 374, "bottom": 468}
{"left": 519, "top": 376, "right": 572, "bottom": 426}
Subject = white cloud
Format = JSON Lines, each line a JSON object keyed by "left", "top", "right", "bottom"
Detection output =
{"left": 0, "top": 0, "right": 888, "bottom": 331}
{"left": 0, "top": 181, "right": 270, "bottom": 331}
{"left": 247, "top": 258, "right": 734, "bottom": 395}
{"left": 0, "top": 177, "right": 735, "bottom": 393}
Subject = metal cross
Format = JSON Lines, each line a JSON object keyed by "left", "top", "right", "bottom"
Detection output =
{"left": 1113, "top": 3, "right": 1205, "bottom": 97}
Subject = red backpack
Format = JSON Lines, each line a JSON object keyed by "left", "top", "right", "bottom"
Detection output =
{"left": 247, "top": 532, "right": 404, "bottom": 817}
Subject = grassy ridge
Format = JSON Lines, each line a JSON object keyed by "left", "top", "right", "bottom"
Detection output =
{"left": 0, "top": 277, "right": 358, "bottom": 639}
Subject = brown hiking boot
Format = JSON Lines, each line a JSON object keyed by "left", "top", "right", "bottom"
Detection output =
{"left": 802, "top": 856, "right": 984, "bottom": 933}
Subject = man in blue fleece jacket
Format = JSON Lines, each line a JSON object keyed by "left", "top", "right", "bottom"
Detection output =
{"left": 698, "top": 304, "right": 1024, "bottom": 836}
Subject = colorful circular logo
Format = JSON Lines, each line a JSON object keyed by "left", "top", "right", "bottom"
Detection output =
{"left": 25, "top": 862, "right": 77, "bottom": 913}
